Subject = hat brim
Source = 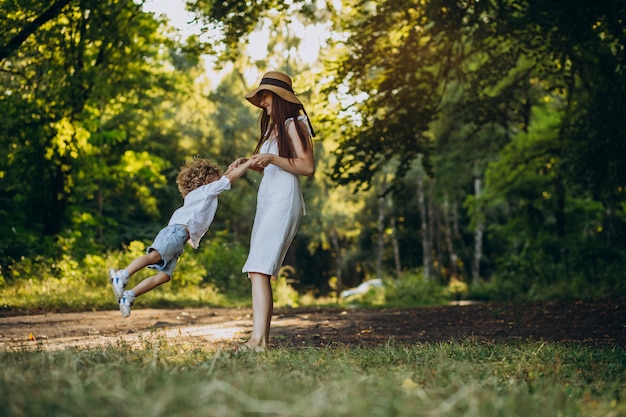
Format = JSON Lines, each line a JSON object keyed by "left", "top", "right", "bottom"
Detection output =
{"left": 245, "top": 85, "right": 302, "bottom": 108}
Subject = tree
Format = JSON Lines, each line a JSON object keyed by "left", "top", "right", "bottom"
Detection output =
{"left": 0, "top": 0, "right": 202, "bottom": 266}
{"left": 0, "top": 0, "right": 71, "bottom": 61}
{"left": 172, "top": 0, "right": 626, "bottom": 291}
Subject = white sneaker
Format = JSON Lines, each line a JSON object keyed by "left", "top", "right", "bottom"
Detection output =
{"left": 119, "top": 290, "right": 135, "bottom": 318}
{"left": 109, "top": 268, "right": 127, "bottom": 300}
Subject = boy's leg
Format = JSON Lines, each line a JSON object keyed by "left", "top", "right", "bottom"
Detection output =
{"left": 119, "top": 271, "right": 170, "bottom": 318}
{"left": 115, "top": 224, "right": 186, "bottom": 316}
{"left": 124, "top": 250, "right": 163, "bottom": 276}
{"left": 128, "top": 271, "right": 171, "bottom": 297}
{"left": 110, "top": 250, "right": 162, "bottom": 300}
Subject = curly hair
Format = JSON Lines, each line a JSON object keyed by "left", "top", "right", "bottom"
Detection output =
{"left": 176, "top": 158, "right": 222, "bottom": 197}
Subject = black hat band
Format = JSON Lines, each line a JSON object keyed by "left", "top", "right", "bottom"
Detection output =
{"left": 260, "top": 77, "right": 294, "bottom": 93}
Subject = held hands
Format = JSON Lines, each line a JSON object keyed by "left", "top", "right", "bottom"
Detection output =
{"left": 228, "top": 154, "right": 272, "bottom": 174}
{"left": 229, "top": 157, "right": 248, "bottom": 170}
{"left": 224, "top": 157, "right": 253, "bottom": 183}
{"left": 249, "top": 153, "right": 274, "bottom": 170}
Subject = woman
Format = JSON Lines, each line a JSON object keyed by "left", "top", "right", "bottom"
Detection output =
{"left": 236, "top": 71, "right": 316, "bottom": 351}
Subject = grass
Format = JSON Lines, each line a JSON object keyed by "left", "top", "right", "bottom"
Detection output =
{"left": 1, "top": 255, "right": 624, "bottom": 416}
{"left": 1, "top": 336, "right": 624, "bottom": 417}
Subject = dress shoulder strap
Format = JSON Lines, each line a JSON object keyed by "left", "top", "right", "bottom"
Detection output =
{"left": 286, "top": 115, "right": 314, "bottom": 137}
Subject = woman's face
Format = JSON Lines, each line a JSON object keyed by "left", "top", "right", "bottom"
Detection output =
{"left": 258, "top": 91, "right": 273, "bottom": 116}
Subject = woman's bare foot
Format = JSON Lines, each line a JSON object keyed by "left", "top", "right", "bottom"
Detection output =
{"left": 233, "top": 342, "right": 266, "bottom": 353}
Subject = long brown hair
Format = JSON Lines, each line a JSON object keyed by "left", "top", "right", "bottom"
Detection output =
{"left": 253, "top": 91, "right": 312, "bottom": 160}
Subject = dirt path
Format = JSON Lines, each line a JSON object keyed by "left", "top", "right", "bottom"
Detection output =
{"left": 1, "top": 297, "right": 624, "bottom": 351}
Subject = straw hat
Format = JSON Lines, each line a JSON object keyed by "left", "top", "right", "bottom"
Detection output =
{"left": 245, "top": 71, "right": 302, "bottom": 108}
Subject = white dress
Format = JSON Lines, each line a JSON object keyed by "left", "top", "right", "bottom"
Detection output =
{"left": 242, "top": 117, "right": 308, "bottom": 277}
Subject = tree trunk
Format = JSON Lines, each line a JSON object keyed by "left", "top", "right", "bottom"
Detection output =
{"left": 390, "top": 212, "right": 401, "bottom": 274}
{"left": 428, "top": 178, "right": 438, "bottom": 280}
{"left": 472, "top": 177, "right": 484, "bottom": 281}
{"left": 375, "top": 177, "right": 387, "bottom": 280}
{"left": 453, "top": 198, "right": 469, "bottom": 258}
{"left": 443, "top": 194, "right": 458, "bottom": 279}
{"left": 43, "top": 156, "right": 69, "bottom": 236}
{"left": 554, "top": 173, "right": 566, "bottom": 240}
{"left": 417, "top": 156, "right": 431, "bottom": 280}
{"left": 330, "top": 228, "right": 343, "bottom": 298}
{"left": 97, "top": 177, "right": 104, "bottom": 244}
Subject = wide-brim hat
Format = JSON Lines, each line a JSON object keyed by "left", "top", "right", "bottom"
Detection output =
{"left": 245, "top": 71, "right": 303, "bottom": 108}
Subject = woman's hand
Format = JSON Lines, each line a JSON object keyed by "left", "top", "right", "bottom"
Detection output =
{"left": 249, "top": 153, "right": 274, "bottom": 170}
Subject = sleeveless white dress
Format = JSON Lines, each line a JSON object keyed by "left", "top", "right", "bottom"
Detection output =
{"left": 242, "top": 117, "right": 309, "bottom": 277}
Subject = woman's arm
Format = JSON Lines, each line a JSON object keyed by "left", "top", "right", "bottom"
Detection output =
{"left": 250, "top": 119, "right": 315, "bottom": 176}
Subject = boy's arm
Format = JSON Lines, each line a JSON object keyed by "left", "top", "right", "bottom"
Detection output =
{"left": 224, "top": 159, "right": 252, "bottom": 184}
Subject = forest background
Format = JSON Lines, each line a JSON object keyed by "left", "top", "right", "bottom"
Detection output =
{"left": 1, "top": 0, "right": 625, "bottom": 311}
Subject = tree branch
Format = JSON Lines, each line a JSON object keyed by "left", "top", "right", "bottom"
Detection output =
{"left": 0, "top": 0, "right": 71, "bottom": 62}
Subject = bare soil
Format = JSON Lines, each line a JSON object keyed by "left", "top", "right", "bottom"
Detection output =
{"left": 1, "top": 297, "right": 624, "bottom": 351}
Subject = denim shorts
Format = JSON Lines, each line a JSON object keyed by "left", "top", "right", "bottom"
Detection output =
{"left": 147, "top": 224, "right": 189, "bottom": 277}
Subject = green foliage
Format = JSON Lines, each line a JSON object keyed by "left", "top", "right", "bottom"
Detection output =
{"left": 468, "top": 246, "right": 626, "bottom": 303}
{"left": 188, "top": 0, "right": 321, "bottom": 61}
{"left": 382, "top": 270, "right": 449, "bottom": 307}
{"left": 1, "top": 340, "right": 624, "bottom": 417}
{"left": 190, "top": 231, "right": 249, "bottom": 301}
{"left": 327, "top": 1, "right": 439, "bottom": 190}
{"left": 0, "top": 0, "right": 199, "bottom": 267}
{"left": 0, "top": 241, "right": 229, "bottom": 312}
{"left": 384, "top": 272, "right": 444, "bottom": 307}
{"left": 271, "top": 266, "right": 301, "bottom": 308}
{"left": 2, "top": 0, "right": 626, "bottom": 305}
{"left": 478, "top": 103, "right": 626, "bottom": 299}
{"left": 317, "top": 0, "right": 626, "bottom": 292}
{"left": 0, "top": 235, "right": 313, "bottom": 311}
{"left": 0, "top": 252, "right": 111, "bottom": 311}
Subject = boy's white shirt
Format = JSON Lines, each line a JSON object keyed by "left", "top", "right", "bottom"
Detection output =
{"left": 167, "top": 176, "right": 231, "bottom": 248}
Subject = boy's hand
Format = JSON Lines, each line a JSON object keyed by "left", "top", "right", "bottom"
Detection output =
{"left": 229, "top": 157, "right": 248, "bottom": 170}
{"left": 225, "top": 158, "right": 253, "bottom": 183}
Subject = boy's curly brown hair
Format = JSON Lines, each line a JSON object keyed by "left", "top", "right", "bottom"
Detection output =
{"left": 176, "top": 158, "right": 222, "bottom": 197}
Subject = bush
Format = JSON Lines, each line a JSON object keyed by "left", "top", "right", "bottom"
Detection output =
{"left": 272, "top": 266, "right": 301, "bottom": 307}
{"left": 338, "top": 270, "right": 450, "bottom": 308}
{"left": 0, "top": 237, "right": 230, "bottom": 311}
{"left": 192, "top": 231, "right": 249, "bottom": 300}
{"left": 383, "top": 270, "right": 449, "bottom": 307}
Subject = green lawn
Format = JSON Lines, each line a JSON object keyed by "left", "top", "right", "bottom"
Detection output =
{"left": 1, "top": 336, "right": 624, "bottom": 417}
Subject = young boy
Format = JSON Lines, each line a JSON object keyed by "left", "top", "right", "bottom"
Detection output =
{"left": 109, "top": 157, "right": 251, "bottom": 317}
